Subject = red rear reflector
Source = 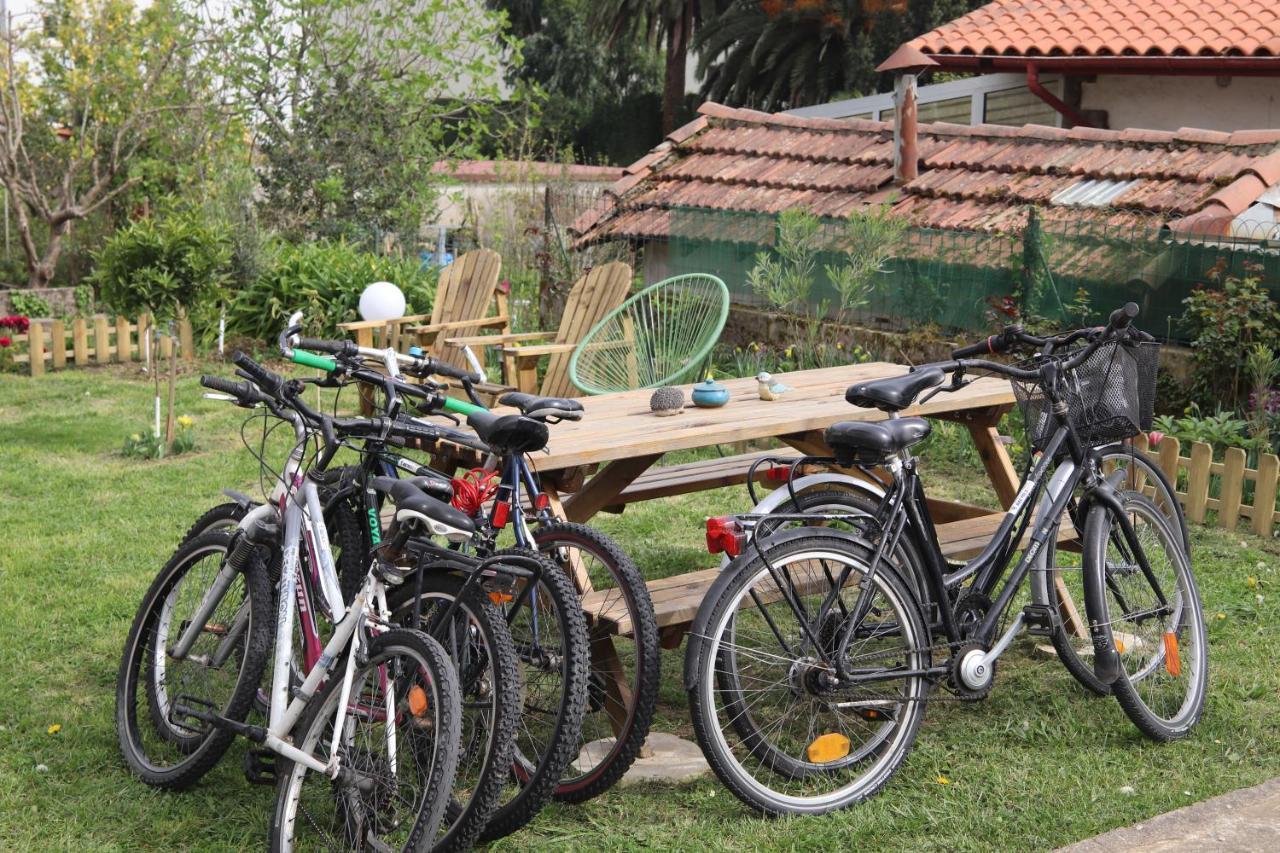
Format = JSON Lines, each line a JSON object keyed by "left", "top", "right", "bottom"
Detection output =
{"left": 765, "top": 465, "right": 789, "bottom": 483}
{"left": 706, "top": 516, "right": 747, "bottom": 557}
{"left": 534, "top": 493, "right": 550, "bottom": 511}
{"left": 1163, "top": 632, "right": 1182, "bottom": 677}
{"left": 492, "top": 501, "right": 510, "bottom": 529}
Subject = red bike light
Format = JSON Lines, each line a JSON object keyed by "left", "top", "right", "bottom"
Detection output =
{"left": 534, "top": 493, "right": 550, "bottom": 511}
{"left": 706, "top": 516, "right": 747, "bottom": 557}
{"left": 765, "top": 465, "right": 789, "bottom": 483}
{"left": 492, "top": 501, "right": 510, "bottom": 529}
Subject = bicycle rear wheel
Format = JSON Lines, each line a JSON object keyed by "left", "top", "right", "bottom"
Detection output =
{"left": 686, "top": 530, "right": 930, "bottom": 816}
{"left": 269, "top": 628, "right": 463, "bottom": 853}
{"left": 1083, "top": 493, "right": 1207, "bottom": 740}
{"left": 115, "top": 532, "right": 272, "bottom": 789}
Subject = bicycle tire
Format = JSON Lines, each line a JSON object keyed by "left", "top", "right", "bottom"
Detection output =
{"left": 269, "top": 628, "right": 463, "bottom": 852}
{"left": 531, "top": 522, "right": 659, "bottom": 803}
{"left": 1083, "top": 493, "right": 1207, "bottom": 741}
{"left": 1032, "top": 446, "right": 1188, "bottom": 697}
{"left": 116, "top": 532, "right": 272, "bottom": 790}
{"left": 686, "top": 529, "right": 930, "bottom": 816}
{"left": 478, "top": 548, "right": 589, "bottom": 843}
{"left": 183, "top": 501, "right": 248, "bottom": 540}
{"left": 387, "top": 574, "right": 520, "bottom": 852}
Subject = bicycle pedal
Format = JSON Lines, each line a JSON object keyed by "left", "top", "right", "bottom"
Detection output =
{"left": 243, "top": 747, "right": 277, "bottom": 786}
{"left": 1021, "top": 604, "right": 1058, "bottom": 636}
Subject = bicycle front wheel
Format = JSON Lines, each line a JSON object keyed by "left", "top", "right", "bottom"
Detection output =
{"left": 1083, "top": 493, "right": 1207, "bottom": 740}
{"left": 686, "top": 530, "right": 930, "bottom": 816}
{"left": 269, "top": 628, "right": 463, "bottom": 853}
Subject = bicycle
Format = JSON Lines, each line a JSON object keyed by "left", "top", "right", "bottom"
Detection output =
{"left": 117, "top": 355, "right": 471, "bottom": 850}
{"left": 685, "top": 304, "right": 1207, "bottom": 816}
{"left": 284, "top": 329, "right": 658, "bottom": 808}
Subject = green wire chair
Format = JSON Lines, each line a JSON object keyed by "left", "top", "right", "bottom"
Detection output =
{"left": 568, "top": 273, "right": 730, "bottom": 395}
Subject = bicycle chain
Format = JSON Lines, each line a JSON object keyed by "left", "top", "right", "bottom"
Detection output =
{"left": 808, "top": 640, "right": 980, "bottom": 704}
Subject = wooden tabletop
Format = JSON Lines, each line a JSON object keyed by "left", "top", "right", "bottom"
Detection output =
{"left": 481, "top": 362, "right": 1016, "bottom": 471}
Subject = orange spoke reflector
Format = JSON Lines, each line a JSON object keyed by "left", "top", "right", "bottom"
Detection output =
{"left": 806, "top": 732, "right": 851, "bottom": 764}
{"left": 488, "top": 590, "right": 513, "bottom": 605}
{"left": 408, "top": 685, "right": 429, "bottom": 717}
{"left": 1115, "top": 638, "right": 1126, "bottom": 654}
{"left": 1163, "top": 632, "right": 1182, "bottom": 677}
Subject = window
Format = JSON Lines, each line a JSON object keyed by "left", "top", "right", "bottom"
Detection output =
{"left": 984, "top": 85, "right": 1059, "bottom": 126}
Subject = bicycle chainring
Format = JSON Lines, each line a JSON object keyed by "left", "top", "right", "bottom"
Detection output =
{"left": 953, "top": 591, "right": 993, "bottom": 641}
{"left": 946, "top": 640, "right": 995, "bottom": 702}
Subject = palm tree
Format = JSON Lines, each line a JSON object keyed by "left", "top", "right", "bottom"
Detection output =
{"left": 593, "top": 0, "right": 726, "bottom": 135}
{"left": 695, "top": 0, "right": 977, "bottom": 112}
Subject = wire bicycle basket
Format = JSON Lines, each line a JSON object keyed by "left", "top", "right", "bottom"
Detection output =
{"left": 1012, "top": 340, "right": 1159, "bottom": 451}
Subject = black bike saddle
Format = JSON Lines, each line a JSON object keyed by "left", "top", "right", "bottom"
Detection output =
{"left": 824, "top": 417, "right": 931, "bottom": 465}
{"left": 498, "top": 392, "right": 585, "bottom": 422}
{"left": 845, "top": 367, "right": 945, "bottom": 412}
{"left": 466, "top": 410, "right": 550, "bottom": 455}
{"left": 369, "top": 477, "right": 475, "bottom": 540}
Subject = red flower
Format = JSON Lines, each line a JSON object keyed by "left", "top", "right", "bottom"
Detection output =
{"left": 1147, "top": 430, "right": 1164, "bottom": 447}
{"left": 0, "top": 336, "right": 11, "bottom": 347}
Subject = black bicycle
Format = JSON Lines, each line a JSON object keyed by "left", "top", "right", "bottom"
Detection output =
{"left": 685, "top": 304, "right": 1206, "bottom": 816}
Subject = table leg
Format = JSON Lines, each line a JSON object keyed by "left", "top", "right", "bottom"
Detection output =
{"left": 560, "top": 453, "right": 663, "bottom": 524}
{"left": 939, "top": 405, "right": 1020, "bottom": 510}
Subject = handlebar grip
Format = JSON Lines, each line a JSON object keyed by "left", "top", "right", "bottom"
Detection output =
{"left": 1108, "top": 302, "right": 1139, "bottom": 331}
{"left": 296, "top": 337, "right": 357, "bottom": 356}
{"left": 952, "top": 336, "right": 1002, "bottom": 359}
{"left": 430, "top": 360, "right": 483, "bottom": 384}
{"left": 231, "top": 351, "right": 285, "bottom": 395}
{"left": 201, "top": 375, "right": 266, "bottom": 407}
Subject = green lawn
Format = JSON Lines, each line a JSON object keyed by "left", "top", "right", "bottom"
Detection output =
{"left": 2, "top": 364, "right": 1278, "bottom": 851}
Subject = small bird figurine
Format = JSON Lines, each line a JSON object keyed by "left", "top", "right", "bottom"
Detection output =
{"left": 756, "top": 371, "right": 792, "bottom": 401}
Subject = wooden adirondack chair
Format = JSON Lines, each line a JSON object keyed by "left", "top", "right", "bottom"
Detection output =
{"left": 446, "top": 261, "right": 633, "bottom": 398}
{"left": 337, "top": 249, "right": 507, "bottom": 369}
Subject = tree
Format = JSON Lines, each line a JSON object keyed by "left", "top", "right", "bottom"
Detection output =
{"left": 0, "top": 0, "right": 222, "bottom": 288}
{"left": 218, "top": 0, "right": 519, "bottom": 243}
{"left": 593, "top": 0, "right": 725, "bottom": 136}
{"left": 93, "top": 210, "right": 229, "bottom": 445}
{"left": 696, "top": 0, "right": 981, "bottom": 111}
{"left": 487, "top": 0, "right": 665, "bottom": 163}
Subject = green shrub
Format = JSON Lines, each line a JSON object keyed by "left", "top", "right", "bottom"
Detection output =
{"left": 9, "top": 291, "right": 52, "bottom": 318}
{"left": 225, "top": 240, "right": 437, "bottom": 341}
{"left": 1181, "top": 263, "right": 1279, "bottom": 408}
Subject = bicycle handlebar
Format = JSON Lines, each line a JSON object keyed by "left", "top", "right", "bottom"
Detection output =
{"left": 231, "top": 351, "right": 286, "bottom": 396}
{"left": 200, "top": 375, "right": 272, "bottom": 408}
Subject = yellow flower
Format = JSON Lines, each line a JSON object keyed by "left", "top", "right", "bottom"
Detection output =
{"left": 177, "top": 415, "right": 194, "bottom": 429}
{"left": 47, "top": 724, "right": 60, "bottom": 735}
{"left": 836, "top": 342, "right": 843, "bottom": 350}
{"left": 936, "top": 775, "right": 950, "bottom": 785}
{"left": 130, "top": 433, "right": 142, "bottom": 442}
{"left": 748, "top": 341, "right": 760, "bottom": 352}
{"left": 785, "top": 346, "right": 794, "bottom": 359}
{"left": 1216, "top": 612, "right": 1226, "bottom": 620}
{"left": 1247, "top": 576, "right": 1258, "bottom": 589}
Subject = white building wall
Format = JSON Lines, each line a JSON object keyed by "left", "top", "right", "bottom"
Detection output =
{"left": 1080, "top": 75, "right": 1280, "bottom": 132}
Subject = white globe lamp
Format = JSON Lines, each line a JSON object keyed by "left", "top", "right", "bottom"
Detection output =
{"left": 358, "top": 281, "right": 406, "bottom": 323}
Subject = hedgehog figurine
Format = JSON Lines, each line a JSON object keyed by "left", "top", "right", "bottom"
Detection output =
{"left": 649, "top": 385, "right": 685, "bottom": 417}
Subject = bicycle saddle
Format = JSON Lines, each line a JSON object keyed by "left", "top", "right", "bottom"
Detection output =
{"left": 466, "top": 410, "right": 550, "bottom": 455}
{"left": 846, "top": 367, "right": 945, "bottom": 412}
{"left": 498, "top": 392, "right": 585, "bottom": 422}
{"left": 824, "top": 417, "right": 931, "bottom": 465}
{"left": 370, "top": 477, "right": 474, "bottom": 542}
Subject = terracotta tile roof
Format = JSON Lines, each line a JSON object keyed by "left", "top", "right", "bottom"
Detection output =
{"left": 570, "top": 102, "right": 1280, "bottom": 246}
{"left": 909, "top": 0, "right": 1280, "bottom": 59}
{"left": 430, "top": 160, "right": 624, "bottom": 184}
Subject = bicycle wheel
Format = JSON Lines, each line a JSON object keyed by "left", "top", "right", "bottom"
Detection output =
{"left": 183, "top": 501, "right": 248, "bottom": 540}
{"left": 686, "top": 529, "right": 930, "bottom": 816}
{"left": 387, "top": 574, "right": 520, "bottom": 852}
{"left": 1083, "top": 493, "right": 1207, "bottom": 741}
{"left": 1033, "top": 447, "right": 1189, "bottom": 697}
{"left": 479, "top": 548, "right": 589, "bottom": 842}
{"left": 270, "top": 628, "right": 463, "bottom": 852}
{"left": 532, "top": 521, "right": 659, "bottom": 803}
{"left": 116, "top": 532, "right": 272, "bottom": 789}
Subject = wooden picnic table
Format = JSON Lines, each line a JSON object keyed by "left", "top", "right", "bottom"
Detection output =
{"left": 429, "top": 362, "right": 1026, "bottom": 636}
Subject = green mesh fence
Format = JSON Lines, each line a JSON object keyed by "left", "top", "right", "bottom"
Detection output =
{"left": 636, "top": 206, "right": 1280, "bottom": 343}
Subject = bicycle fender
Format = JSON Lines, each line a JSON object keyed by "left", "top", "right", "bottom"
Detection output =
{"left": 220, "top": 488, "right": 258, "bottom": 509}
{"left": 719, "top": 473, "right": 885, "bottom": 569}
{"left": 1080, "top": 473, "right": 1129, "bottom": 685}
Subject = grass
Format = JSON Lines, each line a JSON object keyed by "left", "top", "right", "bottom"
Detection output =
{"left": 1, "top": 363, "right": 1278, "bottom": 851}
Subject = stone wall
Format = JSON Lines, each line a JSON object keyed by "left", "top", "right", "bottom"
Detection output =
{"left": 0, "top": 286, "right": 82, "bottom": 317}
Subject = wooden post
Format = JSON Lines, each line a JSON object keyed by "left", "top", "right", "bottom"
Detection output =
{"left": 165, "top": 332, "right": 179, "bottom": 443}
{"left": 1185, "top": 441, "right": 1213, "bottom": 524}
{"left": 94, "top": 315, "right": 110, "bottom": 364}
{"left": 72, "top": 318, "right": 89, "bottom": 365}
{"left": 1157, "top": 435, "right": 1180, "bottom": 484}
{"left": 116, "top": 316, "right": 132, "bottom": 362}
{"left": 179, "top": 316, "right": 194, "bottom": 361}
{"left": 1253, "top": 453, "right": 1279, "bottom": 537}
{"left": 29, "top": 322, "right": 45, "bottom": 377}
{"left": 159, "top": 332, "right": 173, "bottom": 361}
{"left": 50, "top": 319, "right": 66, "bottom": 369}
{"left": 1219, "top": 447, "right": 1246, "bottom": 531}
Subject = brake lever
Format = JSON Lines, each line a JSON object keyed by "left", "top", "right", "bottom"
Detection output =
{"left": 917, "top": 369, "right": 969, "bottom": 406}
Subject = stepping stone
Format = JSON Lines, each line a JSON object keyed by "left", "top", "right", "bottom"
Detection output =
{"left": 575, "top": 732, "right": 710, "bottom": 786}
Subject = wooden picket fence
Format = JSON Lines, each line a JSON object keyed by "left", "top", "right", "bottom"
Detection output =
{"left": 1131, "top": 433, "right": 1280, "bottom": 537}
{"left": 11, "top": 314, "right": 194, "bottom": 376}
